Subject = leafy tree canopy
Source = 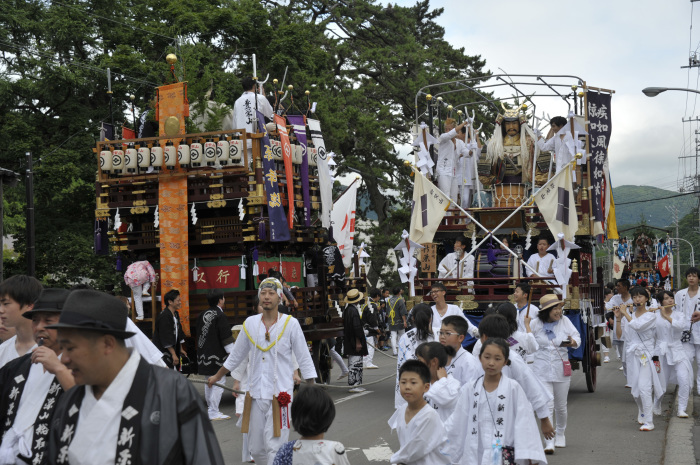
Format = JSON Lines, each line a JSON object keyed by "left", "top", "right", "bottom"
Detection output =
{"left": 0, "top": 0, "right": 492, "bottom": 289}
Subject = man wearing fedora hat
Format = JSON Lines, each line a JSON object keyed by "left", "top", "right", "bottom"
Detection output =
{"left": 343, "top": 289, "right": 368, "bottom": 393}
{"left": 207, "top": 278, "right": 316, "bottom": 465}
{"left": 46, "top": 289, "right": 224, "bottom": 465}
{"left": 0, "top": 288, "right": 74, "bottom": 465}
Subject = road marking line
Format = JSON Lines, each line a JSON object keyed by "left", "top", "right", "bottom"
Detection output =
{"left": 363, "top": 441, "right": 394, "bottom": 462}
{"left": 334, "top": 390, "right": 373, "bottom": 404}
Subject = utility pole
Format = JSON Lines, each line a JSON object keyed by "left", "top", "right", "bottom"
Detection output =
{"left": 25, "top": 152, "right": 35, "bottom": 277}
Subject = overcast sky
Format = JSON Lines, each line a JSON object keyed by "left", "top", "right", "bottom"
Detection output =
{"left": 385, "top": 0, "right": 700, "bottom": 192}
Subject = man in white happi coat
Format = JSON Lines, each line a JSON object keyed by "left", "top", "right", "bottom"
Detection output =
{"left": 208, "top": 278, "right": 317, "bottom": 465}
{"left": 453, "top": 127, "right": 477, "bottom": 210}
{"left": 526, "top": 236, "right": 556, "bottom": 280}
{"left": 675, "top": 267, "right": 700, "bottom": 394}
{"left": 0, "top": 275, "right": 44, "bottom": 368}
{"left": 233, "top": 76, "right": 274, "bottom": 164}
{"left": 0, "top": 289, "right": 75, "bottom": 465}
{"left": 437, "top": 236, "right": 475, "bottom": 282}
{"left": 436, "top": 118, "right": 469, "bottom": 199}
{"left": 536, "top": 115, "right": 575, "bottom": 175}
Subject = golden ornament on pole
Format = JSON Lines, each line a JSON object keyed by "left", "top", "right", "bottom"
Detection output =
{"left": 166, "top": 54, "right": 178, "bottom": 65}
{"left": 164, "top": 116, "right": 181, "bottom": 137}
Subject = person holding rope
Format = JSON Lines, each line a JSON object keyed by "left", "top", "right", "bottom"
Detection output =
{"left": 343, "top": 289, "right": 368, "bottom": 393}
{"left": 207, "top": 278, "right": 316, "bottom": 465}
{"left": 387, "top": 287, "right": 408, "bottom": 356}
{"left": 361, "top": 289, "right": 381, "bottom": 370}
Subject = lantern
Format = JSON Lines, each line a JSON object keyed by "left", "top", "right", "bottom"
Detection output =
{"left": 150, "top": 145, "right": 163, "bottom": 171}
{"left": 229, "top": 139, "right": 243, "bottom": 166}
{"left": 270, "top": 139, "right": 283, "bottom": 160}
{"left": 100, "top": 147, "right": 113, "bottom": 174}
{"left": 190, "top": 140, "right": 203, "bottom": 167}
{"left": 217, "top": 139, "right": 230, "bottom": 166}
{"left": 178, "top": 142, "right": 190, "bottom": 167}
{"left": 308, "top": 147, "right": 318, "bottom": 167}
{"left": 124, "top": 143, "right": 138, "bottom": 173}
{"left": 164, "top": 141, "right": 177, "bottom": 170}
{"left": 292, "top": 144, "right": 303, "bottom": 165}
{"left": 137, "top": 146, "right": 150, "bottom": 171}
{"left": 112, "top": 145, "right": 124, "bottom": 174}
{"left": 204, "top": 138, "right": 217, "bottom": 166}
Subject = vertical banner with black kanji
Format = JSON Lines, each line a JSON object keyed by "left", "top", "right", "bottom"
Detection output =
{"left": 586, "top": 91, "right": 612, "bottom": 226}
{"left": 258, "top": 111, "right": 291, "bottom": 242}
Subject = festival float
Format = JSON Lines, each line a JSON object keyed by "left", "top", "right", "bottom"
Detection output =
{"left": 406, "top": 74, "right": 618, "bottom": 392}
{"left": 94, "top": 54, "right": 363, "bottom": 382}
{"left": 613, "top": 226, "right": 673, "bottom": 290}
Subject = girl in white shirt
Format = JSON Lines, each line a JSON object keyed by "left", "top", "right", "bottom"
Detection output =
{"left": 530, "top": 294, "right": 581, "bottom": 454}
{"left": 615, "top": 287, "right": 664, "bottom": 431}
{"left": 415, "top": 342, "right": 460, "bottom": 423}
{"left": 653, "top": 290, "right": 692, "bottom": 418}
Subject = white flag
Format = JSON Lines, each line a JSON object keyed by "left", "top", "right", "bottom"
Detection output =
{"left": 331, "top": 183, "right": 357, "bottom": 268}
{"left": 308, "top": 119, "right": 333, "bottom": 228}
{"left": 534, "top": 164, "right": 578, "bottom": 242}
{"left": 409, "top": 170, "right": 451, "bottom": 244}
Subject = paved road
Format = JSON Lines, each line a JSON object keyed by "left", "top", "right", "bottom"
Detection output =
{"left": 193, "top": 350, "right": 676, "bottom": 464}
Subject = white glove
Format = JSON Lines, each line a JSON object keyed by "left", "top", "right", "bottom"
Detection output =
{"left": 534, "top": 128, "right": 542, "bottom": 138}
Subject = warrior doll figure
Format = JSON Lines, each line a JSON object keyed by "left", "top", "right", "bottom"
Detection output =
{"left": 486, "top": 105, "right": 535, "bottom": 184}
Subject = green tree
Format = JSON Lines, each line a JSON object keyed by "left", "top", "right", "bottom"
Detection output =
{"left": 0, "top": 0, "right": 492, "bottom": 291}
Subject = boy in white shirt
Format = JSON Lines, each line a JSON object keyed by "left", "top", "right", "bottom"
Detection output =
{"left": 389, "top": 360, "right": 450, "bottom": 464}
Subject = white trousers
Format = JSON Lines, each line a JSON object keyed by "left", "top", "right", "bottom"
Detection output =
{"left": 655, "top": 355, "right": 691, "bottom": 413}
{"left": 204, "top": 374, "right": 225, "bottom": 419}
{"left": 613, "top": 340, "right": 626, "bottom": 377}
{"left": 543, "top": 379, "right": 571, "bottom": 435}
{"left": 364, "top": 336, "right": 375, "bottom": 366}
{"left": 460, "top": 185, "right": 474, "bottom": 210}
{"left": 330, "top": 346, "right": 348, "bottom": 374}
{"left": 682, "top": 343, "right": 700, "bottom": 393}
{"left": 390, "top": 329, "right": 405, "bottom": 355}
{"left": 131, "top": 283, "right": 150, "bottom": 319}
{"left": 629, "top": 359, "right": 654, "bottom": 424}
{"left": 248, "top": 398, "right": 289, "bottom": 465}
{"left": 438, "top": 175, "right": 455, "bottom": 202}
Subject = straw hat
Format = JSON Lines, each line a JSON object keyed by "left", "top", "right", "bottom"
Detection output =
{"left": 344, "top": 289, "right": 364, "bottom": 305}
{"left": 539, "top": 294, "right": 563, "bottom": 311}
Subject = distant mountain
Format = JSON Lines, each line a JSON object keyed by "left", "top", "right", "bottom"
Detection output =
{"left": 612, "top": 185, "right": 695, "bottom": 229}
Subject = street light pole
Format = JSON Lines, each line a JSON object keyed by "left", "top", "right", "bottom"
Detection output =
{"left": 642, "top": 86, "right": 700, "bottom": 97}
{"left": 671, "top": 237, "right": 695, "bottom": 267}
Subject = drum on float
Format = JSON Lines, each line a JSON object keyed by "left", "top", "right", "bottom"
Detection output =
{"left": 493, "top": 183, "right": 527, "bottom": 208}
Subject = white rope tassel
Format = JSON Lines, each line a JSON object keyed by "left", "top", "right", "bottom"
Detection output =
{"left": 192, "top": 258, "right": 199, "bottom": 282}
{"left": 191, "top": 203, "right": 198, "bottom": 225}
{"left": 114, "top": 208, "right": 122, "bottom": 230}
{"left": 153, "top": 205, "right": 159, "bottom": 229}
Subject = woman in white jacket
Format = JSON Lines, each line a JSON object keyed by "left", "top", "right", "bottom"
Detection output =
{"left": 616, "top": 287, "right": 664, "bottom": 431}
{"left": 653, "top": 290, "right": 692, "bottom": 418}
{"left": 530, "top": 294, "right": 581, "bottom": 454}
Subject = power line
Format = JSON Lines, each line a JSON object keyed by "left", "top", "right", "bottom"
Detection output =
{"left": 615, "top": 190, "right": 700, "bottom": 206}
{"left": 0, "top": 39, "right": 160, "bottom": 87}
{"left": 52, "top": 2, "right": 178, "bottom": 42}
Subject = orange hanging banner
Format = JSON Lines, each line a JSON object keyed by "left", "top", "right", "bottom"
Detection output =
{"left": 274, "top": 114, "right": 295, "bottom": 229}
{"left": 156, "top": 82, "right": 191, "bottom": 334}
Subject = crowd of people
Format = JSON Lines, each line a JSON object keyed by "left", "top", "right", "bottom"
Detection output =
{"left": 0, "top": 261, "right": 697, "bottom": 464}
{"left": 602, "top": 268, "right": 700, "bottom": 430}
